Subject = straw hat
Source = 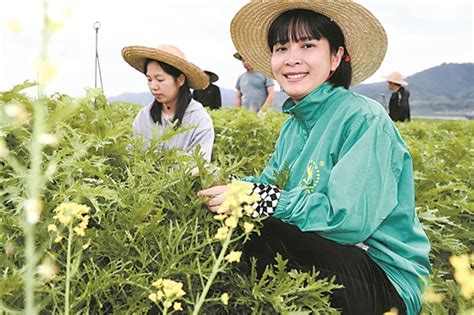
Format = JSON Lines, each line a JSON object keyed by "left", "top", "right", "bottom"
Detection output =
{"left": 122, "top": 44, "right": 209, "bottom": 89}
{"left": 384, "top": 72, "right": 408, "bottom": 86}
{"left": 230, "top": 0, "right": 387, "bottom": 85}
{"left": 204, "top": 70, "right": 219, "bottom": 83}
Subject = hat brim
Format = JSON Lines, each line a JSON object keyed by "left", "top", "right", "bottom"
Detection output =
{"left": 230, "top": 1, "right": 387, "bottom": 85}
{"left": 122, "top": 46, "right": 209, "bottom": 89}
{"left": 384, "top": 76, "right": 408, "bottom": 86}
{"left": 204, "top": 71, "right": 219, "bottom": 83}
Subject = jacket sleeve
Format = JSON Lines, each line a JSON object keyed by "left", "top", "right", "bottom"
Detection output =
{"left": 188, "top": 114, "right": 215, "bottom": 161}
{"left": 273, "top": 116, "right": 401, "bottom": 245}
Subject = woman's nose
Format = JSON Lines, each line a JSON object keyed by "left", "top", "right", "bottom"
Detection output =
{"left": 285, "top": 47, "right": 302, "bottom": 66}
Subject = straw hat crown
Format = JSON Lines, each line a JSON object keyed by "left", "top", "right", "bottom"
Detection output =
{"left": 122, "top": 44, "right": 209, "bottom": 89}
{"left": 230, "top": 0, "right": 388, "bottom": 85}
{"left": 384, "top": 72, "right": 408, "bottom": 86}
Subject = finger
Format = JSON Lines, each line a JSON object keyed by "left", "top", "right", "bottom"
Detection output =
{"left": 198, "top": 185, "right": 228, "bottom": 196}
{"left": 207, "top": 195, "right": 225, "bottom": 208}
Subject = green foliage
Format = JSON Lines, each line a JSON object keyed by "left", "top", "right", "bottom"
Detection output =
{"left": 0, "top": 85, "right": 337, "bottom": 313}
{"left": 0, "top": 83, "right": 472, "bottom": 313}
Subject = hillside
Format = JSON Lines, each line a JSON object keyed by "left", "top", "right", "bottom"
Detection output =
{"left": 352, "top": 63, "right": 474, "bottom": 117}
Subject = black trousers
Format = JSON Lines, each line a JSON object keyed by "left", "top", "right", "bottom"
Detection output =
{"left": 243, "top": 217, "right": 406, "bottom": 315}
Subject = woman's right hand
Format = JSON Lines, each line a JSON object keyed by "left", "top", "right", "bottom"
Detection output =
{"left": 197, "top": 185, "right": 229, "bottom": 213}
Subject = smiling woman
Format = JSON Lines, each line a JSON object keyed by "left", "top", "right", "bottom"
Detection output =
{"left": 199, "top": 1, "right": 431, "bottom": 315}
{"left": 121, "top": 44, "right": 214, "bottom": 161}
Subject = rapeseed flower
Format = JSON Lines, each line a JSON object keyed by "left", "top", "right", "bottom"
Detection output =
{"left": 450, "top": 253, "right": 474, "bottom": 299}
{"left": 220, "top": 293, "right": 229, "bottom": 305}
{"left": 225, "top": 251, "right": 242, "bottom": 263}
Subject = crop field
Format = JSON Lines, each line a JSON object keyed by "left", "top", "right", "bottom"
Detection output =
{"left": 1, "top": 83, "right": 473, "bottom": 314}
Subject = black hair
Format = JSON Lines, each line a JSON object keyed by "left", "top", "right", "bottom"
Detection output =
{"left": 144, "top": 59, "right": 192, "bottom": 127}
{"left": 267, "top": 9, "right": 352, "bottom": 89}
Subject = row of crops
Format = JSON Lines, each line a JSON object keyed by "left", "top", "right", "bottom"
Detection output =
{"left": 1, "top": 82, "right": 473, "bottom": 313}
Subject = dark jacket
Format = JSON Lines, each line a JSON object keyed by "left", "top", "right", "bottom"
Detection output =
{"left": 193, "top": 84, "right": 222, "bottom": 109}
{"left": 389, "top": 86, "right": 410, "bottom": 122}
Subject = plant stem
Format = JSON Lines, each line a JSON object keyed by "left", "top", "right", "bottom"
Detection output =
{"left": 65, "top": 223, "right": 74, "bottom": 315}
{"left": 192, "top": 227, "right": 234, "bottom": 315}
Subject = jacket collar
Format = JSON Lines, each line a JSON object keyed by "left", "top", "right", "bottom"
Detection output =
{"left": 282, "top": 82, "right": 336, "bottom": 130}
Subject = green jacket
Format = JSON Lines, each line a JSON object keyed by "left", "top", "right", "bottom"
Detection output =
{"left": 245, "top": 83, "right": 431, "bottom": 315}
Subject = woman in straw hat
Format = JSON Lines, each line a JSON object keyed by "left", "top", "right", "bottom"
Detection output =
{"left": 199, "top": 1, "right": 430, "bottom": 314}
{"left": 192, "top": 70, "right": 222, "bottom": 109}
{"left": 122, "top": 44, "right": 214, "bottom": 161}
{"left": 385, "top": 71, "right": 411, "bottom": 122}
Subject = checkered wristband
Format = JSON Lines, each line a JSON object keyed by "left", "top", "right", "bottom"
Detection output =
{"left": 250, "top": 183, "right": 281, "bottom": 217}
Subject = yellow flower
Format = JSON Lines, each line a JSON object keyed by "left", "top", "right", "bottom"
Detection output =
{"left": 162, "top": 279, "right": 186, "bottom": 299}
{"left": 73, "top": 225, "right": 85, "bottom": 236}
{"left": 47, "top": 224, "right": 57, "bottom": 232}
{"left": 224, "top": 216, "right": 238, "bottom": 228}
{"left": 220, "top": 292, "right": 229, "bottom": 305}
{"left": 225, "top": 251, "right": 242, "bottom": 263}
{"left": 213, "top": 214, "right": 227, "bottom": 221}
{"left": 244, "top": 205, "right": 254, "bottom": 216}
{"left": 214, "top": 226, "right": 229, "bottom": 241}
{"left": 54, "top": 235, "right": 63, "bottom": 243}
{"left": 422, "top": 286, "right": 444, "bottom": 303}
{"left": 243, "top": 222, "right": 254, "bottom": 234}
{"left": 33, "top": 58, "right": 58, "bottom": 85}
{"left": 173, "top": 302, "right": 183, "bottom": 311}
{"left": 148, "top": 293, "right": 158, "bottom": 302}
{"left": 6, "top": 20, "right": 21, "bottom": 33}
{"left": 450, "top": 253, "right": 474, "bottom": 299}
{"left": 82, "top": 240, "right": 91, "bottom": 250}
{"left": 53, "top": 202, "right": 89, "bottom": 225}
{"left": 163, "top": 300, "right": 172, "bottom": 309}
{"left": 152, "top": 278, "right": 163, "bottom": 288}
{"left": 383, "top": 307, "right": 398, "bottom": 315}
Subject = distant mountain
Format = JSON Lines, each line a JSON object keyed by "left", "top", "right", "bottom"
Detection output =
{"left": 352, "top": 63, "right": 474, "bottom": 117}
{"left": 109, "top": 63, "right": 474, "bottom": 117}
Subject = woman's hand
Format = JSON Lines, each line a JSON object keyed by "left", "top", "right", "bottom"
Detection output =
{"left": 198, "top": 185, "right": 229, "bottom": 213}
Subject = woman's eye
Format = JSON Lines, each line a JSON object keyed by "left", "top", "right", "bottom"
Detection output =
{"left": 274, "top": 46, "right": 287, "bottom": 52}
{"left": 303, "top": 43, "right": 315, "bottom": 49}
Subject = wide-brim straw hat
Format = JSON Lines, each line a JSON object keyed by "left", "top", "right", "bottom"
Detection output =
{"left": 384, "top": 71, "right": 408, "bottom": 85}
{"left": 122, "top": 44, "right": 209, "bottom": 89}
{"left": 204, "top": 70, "right": 219, "bottom": 83}
{"left": 230, "top": 0, "right": 387, "bottom": 85}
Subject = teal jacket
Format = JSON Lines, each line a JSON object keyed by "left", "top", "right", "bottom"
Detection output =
{"left": 245, "top": 83, "right": 431, "bottom": 315}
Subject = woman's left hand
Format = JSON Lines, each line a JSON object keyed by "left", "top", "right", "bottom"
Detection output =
{"left": 198, "top": 185, "right": 229, "bottom": 213}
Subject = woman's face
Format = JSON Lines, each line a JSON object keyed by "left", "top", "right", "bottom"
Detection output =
{"left": 146, "top": 61, "right": 184, "bottom": 106}
{"left": 271, "top": 38, "right": 343, "bottom": 103}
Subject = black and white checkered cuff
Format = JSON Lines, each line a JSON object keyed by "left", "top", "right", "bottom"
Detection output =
{"left": 250, "top": 183, "right": 281, "bottom": 217}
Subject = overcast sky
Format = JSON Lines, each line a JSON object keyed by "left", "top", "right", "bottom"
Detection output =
{"left": 1, "top": 0, "right": 473, "bottom": 98}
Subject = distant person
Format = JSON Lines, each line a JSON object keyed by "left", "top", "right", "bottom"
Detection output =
{"left": 122, "top": 44, "right": 214, "bottom": 161}
{"left": 234, "top": 52, "right": 275, "bottom": 113}
{"left": 385, "top": 71, "right": 411, "bottom": 122}
{"left": 193, "top": 70, "right": 222, "bottom": 109}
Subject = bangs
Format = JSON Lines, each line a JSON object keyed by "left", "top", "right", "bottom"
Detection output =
{"left": 268, "top": 9, "right": 340, "bottom": 51}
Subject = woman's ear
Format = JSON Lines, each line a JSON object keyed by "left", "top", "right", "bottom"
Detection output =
{"left": 177, "top": 74, "right": 186, "bottom": 87}
{"left": 330, "top": 46, "right": 344, "bottom": 72}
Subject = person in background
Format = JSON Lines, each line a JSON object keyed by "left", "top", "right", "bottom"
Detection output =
{"left": 200, "top": 1, "right": 430, "bottom": 314}
{"left": 234, "top": 52, "right": 275, "bottom": 114}
{"left": 385, "top": 71, "right": 411, "bottom": 122}
{"left": 193, "top": 70, "right": 222, "bottom": 109}
{"left": 122, "top": 44, "right": 214, "bottom": 161}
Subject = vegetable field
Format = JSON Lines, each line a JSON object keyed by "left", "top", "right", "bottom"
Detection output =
{"left": 1, "top": 84, "right": 473, "bottom": 314}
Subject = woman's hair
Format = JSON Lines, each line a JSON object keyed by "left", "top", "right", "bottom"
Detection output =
{"left": 144, "top": 59, "right": 192, "bottom": 127}
{"left": 268, "top": 9, "right": 352, "bottom": 88}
